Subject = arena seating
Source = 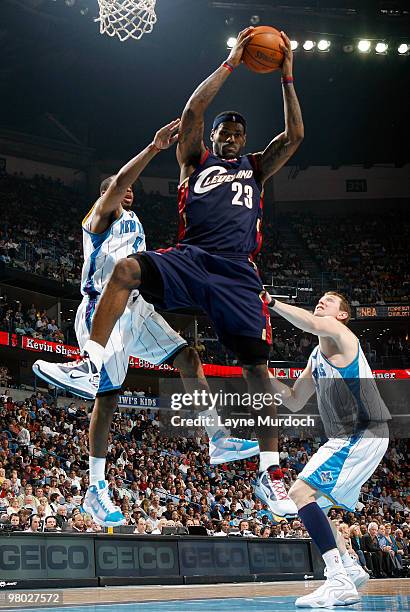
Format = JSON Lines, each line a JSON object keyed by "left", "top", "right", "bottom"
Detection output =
{"left": 0, "top": 388, "right": 408, "bottom": 574}
{"left": 1, "top": 172, "right": 409, "bottom": 304}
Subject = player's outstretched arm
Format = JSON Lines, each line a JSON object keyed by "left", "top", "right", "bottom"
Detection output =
{"left": 269, "top": 366, "right": 315, "bottom": 413}
{"left": 269, "top": 299, "right": 343, "bottom": 338}
{"left": 177, "top": 27, "right": 254, "bottom": 177}
{"left": 89, "top": 119, "right": 180, "bottom": 232}
{"left": 255, "top": 32, "right": 304, "bottom": 184}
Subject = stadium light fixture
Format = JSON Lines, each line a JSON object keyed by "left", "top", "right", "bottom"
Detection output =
{"left": 317, "top": 39, "right": 331, "bottom": 52}
{"left": 303, "top": 40, "right": 315, "bottom": 51}
{"left": 290, "top": 40, "right": 299, "bottom": 51}
{"left": 357, "top": 39, "right": 371, "bottom": 53}
{"left": 375, "top": 42, "right": 388, "bottom": 54}
{"left": 398, "top": 43, "right": 409, "bottom": 55}
{"left": 227, "top": 36, "right": 236, "bottom": 49}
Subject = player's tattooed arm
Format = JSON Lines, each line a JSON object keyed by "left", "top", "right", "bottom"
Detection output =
{"left": 177, "top": 27, "right": 254, "bottom": 175}
{"left": 255, "top": 31, "right": 304, "bottom": 184}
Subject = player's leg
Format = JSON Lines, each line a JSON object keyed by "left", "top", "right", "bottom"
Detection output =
{"left": 131, "top": 302, "right": 259, "bottom": 464}
{"left": 32, "top": 253, "right": 156, "bottom": 398}
{"left": 203, "top": 256, "right": 295, "bottom": 515}
{"left": 289, "top": 478, "right": 359, "bottom": 607}
{"left": 83, "top": 391, "right": 126, "bottom": 526}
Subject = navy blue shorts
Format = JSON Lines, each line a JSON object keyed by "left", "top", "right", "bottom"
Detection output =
{"left": 133, "top": 244, "right": 272, "bottom": 364}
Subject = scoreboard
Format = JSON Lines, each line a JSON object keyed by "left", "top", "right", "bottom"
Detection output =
{"left": 355, "top": 305, "right": 409, "bottom": 319}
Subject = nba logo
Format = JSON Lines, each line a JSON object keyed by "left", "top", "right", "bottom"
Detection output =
{"left": 320, "top": 471, "right": 333, "bottom": 483}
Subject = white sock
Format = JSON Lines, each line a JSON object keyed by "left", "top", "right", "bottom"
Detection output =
{"left": 341, "top": 552, "right": 356, "bottom": 568}
{"left": 323, "top": 548, "right": 347, "bottom": 576}
{"left": 89, "top": 456, "right": 106, "bottom": 486}
{"left": 259, "top": 451, "right": 280, "bottom": 473}
{"left": 83, "top": 339, "right": 104, "bottom": 371}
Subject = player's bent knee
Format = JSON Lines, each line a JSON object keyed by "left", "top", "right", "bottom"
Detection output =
{"left": 112, "top": 257, "right": 141, "bottom": 289}
{"left": 289, "top": 479, "right": 315, "bottom": 508}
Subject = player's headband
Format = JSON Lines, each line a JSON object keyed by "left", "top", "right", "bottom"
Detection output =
{"left": 212, "top": 113, "right": 247, "bottom": 132}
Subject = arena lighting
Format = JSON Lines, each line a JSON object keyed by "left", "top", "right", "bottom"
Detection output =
{"left": 290, "top": 40, "right": 299, "bottom": 51}
{"left": 398, "top": 43, "right": 409, "bottom": 55}
{"left": 302, "top": 40, "right": 315, "bottom": 51}
{"left": 375, "top": 42, "right": 388, "bottom": 54}
{"left": 317, "top": 39, "right": 331, "bottom": 52}
{"left": 358, "top": 39, "right": 371, "bottom": 53}
{"left": 226, "top": 36, "right": 236, "bottom": 49}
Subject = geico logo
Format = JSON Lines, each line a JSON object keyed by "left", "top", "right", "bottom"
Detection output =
{"left": 250, "top": 545, "right": 308, "bottom": 570}
{"left": 181, "top": 545, "right": 246, "bottom": 569}
{"left": 0, "top": 545, "right": 89, "bottom": 571}
{"left": 97, "top": 545, "right": 175, "bottom": 570}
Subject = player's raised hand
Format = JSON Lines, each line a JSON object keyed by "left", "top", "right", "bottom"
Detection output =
{"left": 279, "top": 31, "right": 293, "bottom": 76}
{"left": 153, "top": 118, "right": 180, "bottom": 150}
{"left": 226, "top": 27, "right": 255, "bottom": 68}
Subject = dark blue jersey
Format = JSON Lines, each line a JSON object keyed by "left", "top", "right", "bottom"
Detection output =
{"left": 177, "top": 150, "right": 264, "bottom": 258}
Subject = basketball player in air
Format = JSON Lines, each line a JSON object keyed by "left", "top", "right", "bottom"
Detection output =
{"left": 34, "top": 27, "right": 303, "bottom": 517}
{"left": 268, "top": 292, "right": 390, "bottom": 607}
{"left": 33, "top": 119, "right": 258, "bottom": 526}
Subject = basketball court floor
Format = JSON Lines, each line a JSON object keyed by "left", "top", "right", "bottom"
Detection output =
{"left": 2, "top": 579, "right": 409, "bottom": 611}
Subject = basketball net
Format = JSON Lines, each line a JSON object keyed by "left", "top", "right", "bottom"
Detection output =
{"left": 96, "top": 0, "right": 157, "bottom": 42}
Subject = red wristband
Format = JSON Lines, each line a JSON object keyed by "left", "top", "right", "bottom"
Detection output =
{"left": 281, "top": 76, "right": 294, "bottom": 84}
{"left": 222, "top": 61, "right": 235, "bottom": 73}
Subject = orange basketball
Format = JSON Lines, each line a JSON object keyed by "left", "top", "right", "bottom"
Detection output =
{"left": 243, "top": 26, "right": 284, "bottom": 73}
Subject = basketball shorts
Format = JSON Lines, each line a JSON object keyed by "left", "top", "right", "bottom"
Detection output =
{"left": 75, "top": 293, "right": 187, "bottom": 394}
{"left": 298, "top": 424, "right": 389, "bottom": 512}
{"left": 132, "top": 244, "right": 272, "bottom": 365}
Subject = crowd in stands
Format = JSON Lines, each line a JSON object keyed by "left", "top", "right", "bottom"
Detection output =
{"left": 0, "top": 388, "right": 408, "bottom": 578}
{"left": 291, "top": 212, "right": 410, "bottom": 304}
{"left": 0, "top": 295, "right": 65, "bottom": 343}
{"left": 1, "top": 172, "right": 409, "bottom": 306}
{"left": 0, "top": 173, "right": 84, "bottom": 285}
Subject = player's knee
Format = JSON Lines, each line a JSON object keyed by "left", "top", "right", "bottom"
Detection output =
{"left": 112, "top": 257, "right": 141, "bottom": 289}
{"left": 289, "top": 479, "right": 314, "bottom": 508}
{"left": 174, "top": 346, "right": 201, "bottom": 376}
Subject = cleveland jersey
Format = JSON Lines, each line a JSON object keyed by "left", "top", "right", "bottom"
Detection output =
{"left": 309, "top": 342, "right": 391, "bottom": 438}
{"left": 178, "top": 150, "right": 263, "bottom": 257}
{"left": 80, "top": 205, "right": 145, "bottom": 298}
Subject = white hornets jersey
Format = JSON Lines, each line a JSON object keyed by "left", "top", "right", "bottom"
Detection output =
{"left": 80, "top": 205, "right": 145, "bottom": 298}
{"left": 309, "top": 341, "right": 391, "bottom": 437}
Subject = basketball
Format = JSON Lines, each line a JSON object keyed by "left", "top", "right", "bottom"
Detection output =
{"left": 243, "top": 25, "right": 285, "bottom": 73}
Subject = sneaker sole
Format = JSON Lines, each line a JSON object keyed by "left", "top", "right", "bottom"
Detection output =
{"left": 210, "top": 446, "right": 259, "bottom": 465}
{"left": 352, "top": 572, "right": 370, "bottom": 589}
{"left": 83, "top": 502, "right": 126, "bottom": 527}
{"left": 254, "top": 485, "right": 298, "bottom": 519}
{"left": 33, "top": 363, "right": 96, "bottom": 401}
{"left": 295, "top": 596, "right": 360, "bottom": 608}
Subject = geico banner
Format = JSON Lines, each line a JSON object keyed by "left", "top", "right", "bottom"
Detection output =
{"left": 118, "top": 395, "right": 159, "bottom": 408}
{"left": 248, "top": 539, "right": 311, "bottom": 574}
{"left": 0, "top": 536, "right": 95, "bottom": 579}
{"left": 179, "top": 539, "right": 249, "bottom": 576}
{"left": 95, "top": 539, "right": 179, "bottom": 577}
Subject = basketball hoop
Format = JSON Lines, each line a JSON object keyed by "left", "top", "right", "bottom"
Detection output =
{"left": 96, "top": 0, "right": 157, "bottom": 42}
